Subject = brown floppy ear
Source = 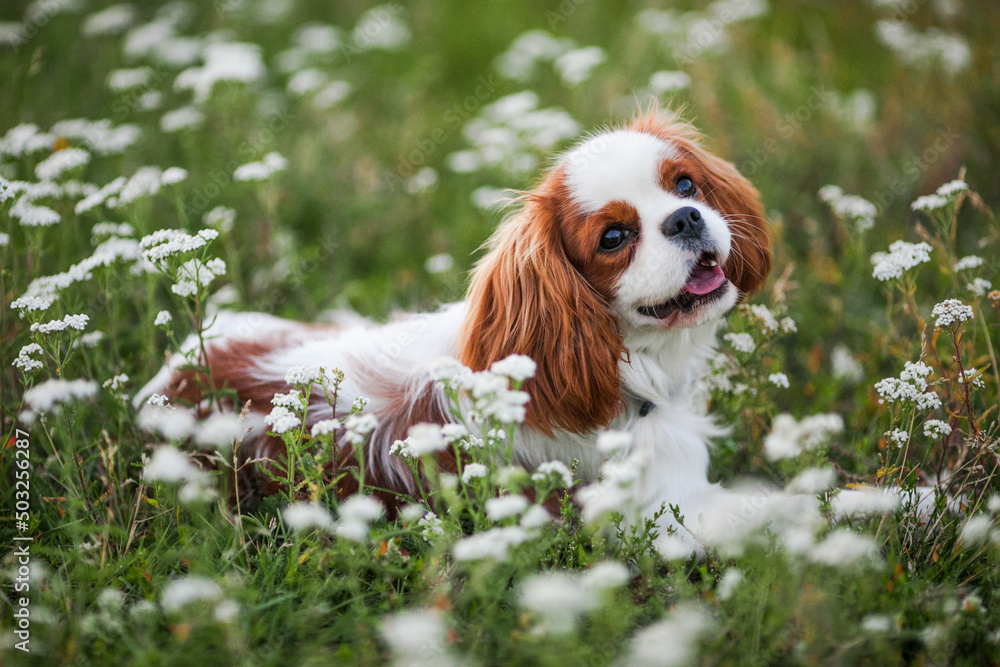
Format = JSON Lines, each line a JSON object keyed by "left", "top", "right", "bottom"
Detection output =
{"left": 687, "top": 143, "right": 771, "bottom": 297}
{"left": 456, "top": 177, "right": 625, "bottom": 437}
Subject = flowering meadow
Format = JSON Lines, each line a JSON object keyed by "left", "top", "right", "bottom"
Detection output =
{"left": 2, "top": 0, "right": 1000, "bottom": 664}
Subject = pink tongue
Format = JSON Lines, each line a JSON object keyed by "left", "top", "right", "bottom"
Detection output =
{"left": 685, "top": 264, "right": 726, "bottom": 295}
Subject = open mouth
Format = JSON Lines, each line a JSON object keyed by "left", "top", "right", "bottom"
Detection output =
{"left": 637, "top": 251, "right": 729, "bottom": 320}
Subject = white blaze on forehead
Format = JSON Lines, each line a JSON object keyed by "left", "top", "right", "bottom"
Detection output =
{"left": 562, "top": 130, "right": 675, "bottom": 213}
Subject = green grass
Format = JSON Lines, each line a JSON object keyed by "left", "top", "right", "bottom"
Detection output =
{"left": 1, "top": 0, "right": 999, "bottom": 664}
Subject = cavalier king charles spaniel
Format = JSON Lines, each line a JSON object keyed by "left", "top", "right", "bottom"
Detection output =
{"left": 140, "top": 109, "right": 799, "bottom": 551}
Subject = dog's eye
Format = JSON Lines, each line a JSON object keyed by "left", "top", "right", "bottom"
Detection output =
{"left": 599, "top": 227, "right": 631, "bottom": 252}
{"left": 675, "top": 176, "right": 697, "bottom": 198}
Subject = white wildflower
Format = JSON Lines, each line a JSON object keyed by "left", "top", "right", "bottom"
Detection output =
{"left": 264, "top": 406, "right": 301, "bottom": 435}
{"left": 923, "top": 419, "right": 952, "bottom": 439}
{"left": 103, "top": 373, "right": 128, "bottom": 391}
{"left": 92, "top": 222, "right": 134, "bottom": 238}
{"left": 352, "top": 5, "right": 411, "bottom": 51}
{"left": 486, "top": 495, "right": 530, "bottom": 521}
{"left": 146, "top": 393, "right": 169, "bottom": 407}
{"left": 11, "top": 296, "right": 52, "bottom": 316}
{"left": 153, "top": 310, "right": 172, "bottom": 326}
{"left": 786, "top": 467, "right": 836, "bottom": 494}
{"left": 336, "top": 495, "right": 382, "bottom": 541}
{"left": 160, "top": 167, "right": 188, "bottom": 185}
{"left": 911, "top": 194, "right": 949, "bottom": 212}
{"left": 107, "top": 67, "right": 152, "bottom": 91}
{"left": 494, "top": 30, "right": 572, "bottom": 81}
{"left": 30, "top": 313, "right": 90, "bottom": 334}
{"left": 214, "top": 600, "right": 240, "bottom": 624}
{"left": 143, "top": 446, "right": 197, "bottom": 483}
{"left": 204, "top": 206, "right": 236, "bottom": 232}
{"left": 11, "top": 200, "right": 60, "bottom": 227}
{"left": 285, "top": 364, "right": 322, "bottom": 386}
{"left": 656, "top": 534, "right": 698, "bottom": 561}
{"left": 35, "top": 147, "right": 90, "bottom": 181}
{"left": 12, "top": 343, "right": 44, "bottom": 373}
{"left": 83, "top": 4, "right": 138, "bottom": 37}
{"left": 764, "top": 413, "right": 843, "bottom": 460}
{"left": 75, "top": 176, "right": 126, "bottom": 214}
{"left": 581, "top": 561, "right": 630, "bottom": 591}
{"left": 967, "top": 278, "right": 992, "bottom": 297}
{"left": 24, "top": 378, "right": 98, "bottom": 412}
{"left": 520, "top": 504, "right": 553, "bottom": 529}
{"left": 932, "top": 298, "right": 973, "bottom": 328}
{"left": 532, "top": 460, "right": 573, "bottom": 488}
{"left": 138, "top": 405, "right": 196, "bottom": 440}
{"left": 648, "top": 70, "right": 691, "bottom": 94}
{"left": 161, "top": 576, "right": 222, "bottom": 612}
{"left": 954, "top": 255, "right": 984, "bottom": 272}
{"left": 874, "top": 360, "right": 941, "bottom": 410}
{"left": 310, "top": 419, "right": 341, "bottom": 437}
{"left": 174, "top": 42, "right": 265, "bottom": 103}
{"left": 233, "top": 152, "right": 287, "bottom": 182}
{"left": 160, "top": 106, "right": 204, "bottom": 133}
{"left": 724, "top": 332, "right": 755, "bottom": 353}
{"left": 282, "top": 502, "right": 334, "bottom": 531}
{"left": 819, "top": 185, "right": 877, "bottom": 231}
{"left": 716, "top": 568, "right": 744, "bottom": 601}
{"left": 427, "top": 357, "right": 469, "bottom": 384}
{"left": 597, "top": 429, "right": 632, "bottom": 454}
{"left": 626, "top": 604, "right": 713, "bottom": 667}
{"left": 417, "top": 511, "right": 444, "bottom": 541}
{"left": 194, "top": 413, "right": 242, "bottom": 449}
{"left": 887, "top": 428, "right": 908, "bottom": 448}
{"left": 768, "top": 372, "right": 789, "bottom": 388}
{"left": 520, "top": 572, "right": 597, "bottom": 634}
{"left": 452, "top": 525, "right": 530, "bottom": 562}
{"left": 958, "top": 367, "right": 985, "bottom": 389}
{"left": 936, "top": 179, "right": 968, "bottom": 197}
{"left": 440, "top": 423, "right": 468, "bottom": 445}
{"left": 461, "top": 462, "right": 488, "bottom": 483}
{"left": 178, "top": 475, "right": 217, "bottom": 505}
{"left": 344, "top": 413, "right": 378, "bottom": 445}
{"left": 958, "top": 515, "right": 992, "bottom": 546}
{"left": 553, "top": 46, "right": 606, "bottom": 85}
{"left": 115, "top": 166, "right": 163, "bottom": 206}
{"left": 861, "top": 615, "right": 893, "bottom": 633}
{"left": 871, "top": 240, "right": 932, "bottom": 281}
{"left": 380, "top": 609, "right": 452, "bottom": 666}
{"left": 400, "top": 423, "right": 446, "bottom": 455}
{"left": 830, "top": 489, "right": 901, "bottom": 518}
{"left": 809, "top": 529, "right": 880, "bottom": 566}
{"left": 490, "top": 354, "right": 537, "bottom": 381}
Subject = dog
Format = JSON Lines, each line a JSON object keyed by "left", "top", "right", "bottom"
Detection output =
{"left": 139, "top": 108, "right": 797, "bottom": 549}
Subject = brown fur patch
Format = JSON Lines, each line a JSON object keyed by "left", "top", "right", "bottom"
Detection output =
{"left": 457, "top": 171, "right": 627, "bottom": 437}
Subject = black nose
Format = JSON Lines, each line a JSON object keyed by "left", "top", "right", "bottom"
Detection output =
{"left": 662, "top": 206, "right": 704, "bottom": 240}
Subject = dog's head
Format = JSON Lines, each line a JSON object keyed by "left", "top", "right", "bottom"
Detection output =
{"left": 458, "top": 109, "right": 771, "bottom": 435}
